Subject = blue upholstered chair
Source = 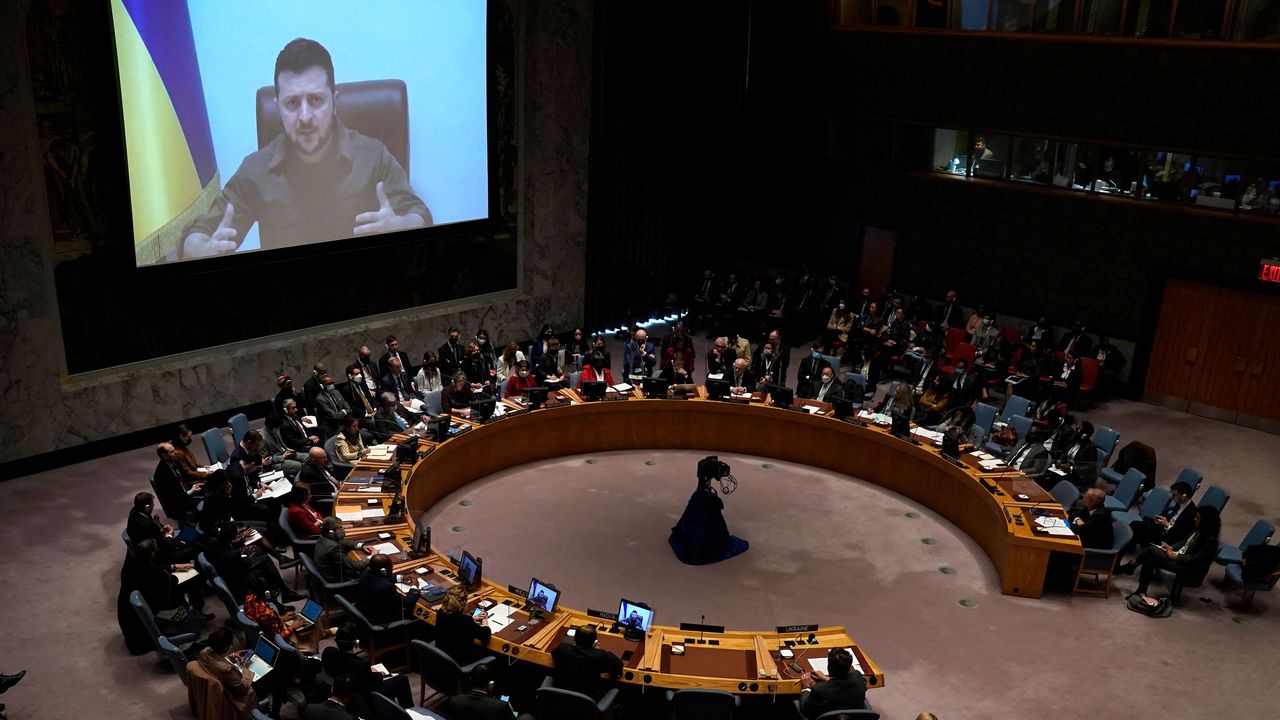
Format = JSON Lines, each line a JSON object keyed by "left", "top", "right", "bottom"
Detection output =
{"left": 999, "top": 395, "right": 1030, "bottom": 424}
{"left": 156, "top": 635, "right": 190, "bottom": 685}
{"left": 973, "top": 402, "right": 997, "bottom": 435}
{"left": 335, "top": 594, "right": 416, "bottom": 667}
{"left": 1113, "top": 487, "right": 1171, "bottom": 527}
{"left": 324, "top": 435, "right": 353, "bottom": 481}
{"left": 411, "top": 638, "right": 496, "bottom": 706}
{"left": 1049, "top": 480, "right": 1080, "bottom": 512}
{"left": 1174, "top": 467, "right": 1204, "bottom": 494}
{"left": 211, "top": 576, "right": 261, "bottom": 642}
{"left": 1216, "top": 519, "right": 1275, "bottom": 566}
{"left": 667, "top": 688, "right": 739, "bottom": 719}
{"left": 1103, "top": 468, "right": 1145, "bottom": 512}
{"left": 1091, "top": 426, "right": 1120, "bottom": 467}
{"left": 1199, "top": 485, "right": 1231, "bottom": 515}
{"left": 1073, "top": 517, "right": 1133, "bottom": 599}
{"left": 299, "top": 552, "right": 358, "bottom": 626}
{"left": 537, "top": 675, "right": 618, "bottom": 719}
{"left": 129, "top": 590, "right": 201, "bottom": 649}
{"left": 201, "top": 427, "right": 228, "bottom": 466}
{"left": 1223, "top": 552, "right": 1280, "bottom": 610}
{"left": 793, "top": 696, "right": 879, "bottom": 719}
{"left": 423, "top": 389, "right": 443, "bottom": 417}
{"left": 844, "top": 373, "right": 867, "bottom": 408}
{"left": 228, "top": 413, "right": 251, "bottom": 447}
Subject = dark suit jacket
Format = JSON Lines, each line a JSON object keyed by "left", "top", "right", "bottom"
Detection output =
{"left": 810, "top": 377, "right": 847, "bottom": 403}
{"left": 378, "top": 349, "right": 412, "bottom": 379}
{"left": 380, "top": 371, "right": 419, "bottom": 401}
{"left": 303, "top": 375, "right": 324, "bottom": 414}
{"left": 1069, "top": 505, "right": 1114, "bottom": 549}
{"left": 799, "top": 672, "right": 868, "bottom": 718}
{"left": 320, "top": 647, "right": 380, "bottom": 695}
{"left": 314, "top": 388, "right": 353, "bottom": 434}
{"left": 751, "top": 354, "right": 784, "bottom": 387}
{"left": 298, "top": 463, "right": 338, "bottom": 498}
{"left": 550, "top": 640, "right": 623, "bottom": 700}
{"left": 127, "top": 508, "right": 164, "bottom": 545}
{"left": 704, "top": 348, "right": 737, "bottom": 379}
{"left": 438, "top": 341, "right": 467, "bottom": 377}
{"left": 153, "top": 459, "right": 196, "bottom": 518}
{"left": 355, "top": 571, "right": 415, "bottom": 626}
{"left": 795, "top": 356, "right": 831, "bottom": 398}
{"left": 340, "top": 379, "right": 376, "bottom": 418}
{"left": 1162, "top": 500, "right": 1198, "bottom": 546}
{"left": 727, "top": 368, "right": 756, "bottom": 391}
{"left": 303, "top": 698, "right": 358, "bottom": 720}
{"left": 435, "top": 610, "right": 492, "bottom": 666}
{"left": 441, "top": 691, "right": 525, "bottom": 720}
{"left": 280, "top": 414, "right": 314, "bottom": 453}
{"left": 936, "top": 300, "right": 964, "bottom": 327}
{"left": 372, "top": 406, "right": 411, "bottom": 443}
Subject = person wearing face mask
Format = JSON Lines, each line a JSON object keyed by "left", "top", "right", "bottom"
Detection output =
{"left": 340, "top": 363, "right": 376, "bottom": 420}
{"left": 438, "top": 327, "right": 466, "bottom": 377}
{"left": 971, "top": 314, "right": 1002, "bottom": 362}
{"left": 460, "top": 341, "right": 491, "bottom": 386}
{"left": 378, "top": 335, "right": 412, "bottom": 379}
{"left": 303, "top": 362, "right": 328, "bottom": 415}
{"left": 443, "top": 371, "right": 478, "bottom": 417}
{"left": 580, "top": 351, "right": 615, "bottom": 386}
{"left": 372, "top": 392, "right": 413, "bottom": 442}
{"left": 536, "top": 338, "right": 567, "bottom": 388}
{"left": 623, "top": 329, "right": 657, "bottom": 379}
{"left": 590, "top": 335, "right": 613, "bottom": 373}
{"left": 824, "top": 300, "right": 854, "bottom": 356}
{"left": 506, "top": 360, "right": 537, "bottom": 397}
{"left": 949, "top": 357, "right": 976, "bottom": 406}
{"left": 475, "top": 327, "right": 499, "bottom": 371}
{"left": 314, "top": 372, "right": 353, "bottom": 437}
{"left": 566, "top": 327, "right": 591, "bottom": 371}
{"left": 529, "top": 324, "right": 556, "bottom": 368}
{"left": 496, "top": 341, "right": 526, "bottom": 383}
{"left": 354, "top": 345, "right": 382, "bottom": 396}
{"left": 811, "top": 365, "right": 845, "bottom": 402}
{"left": 751, "top": 340, "right": 784, "bottom": 389}
{"left": 751, "top": 330, "right": 790, "bottom": 385}
{"left": 415, "top": 351, "right": 443, "bottom": 394}
{"left": 795, "top": 343, "right": 830, "bottom": 398}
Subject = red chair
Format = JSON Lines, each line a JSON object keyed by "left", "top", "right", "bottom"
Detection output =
{"left": 940, "top": 342, "right": 976, "bottom": 374}
{"left": 1001, "top": 326, "right": 1023, "bottom": 346}
{"left": 943, "top": 327, "right": 967, "bottom": 354}
{"left": 1077, "top": 356, "right": 1100, "bottom": 403}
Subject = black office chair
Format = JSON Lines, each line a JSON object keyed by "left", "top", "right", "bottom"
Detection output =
{"left": 667, "top": 688, "right": 739, "bottom": 719}
{"left": 410, "top": 639, "right": 496, "bottom": 707}
{"left": 537, "top": 676, "right": 618, "bottom": 719}
{"left": 793, "top": 697, "right": 879, "bottom": 720}
{"left": 255, "top": 80, "right": 410, "bottom": 177}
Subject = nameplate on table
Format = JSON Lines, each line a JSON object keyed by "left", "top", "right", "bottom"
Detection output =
{"left": 587, "top": 608, "right": 619, "bottom": 622}
{"left": 507, "top": 585, "right": 529, "bottom": 598}
{"left": 776, "top": 623, "right": 819, "bottom": 634}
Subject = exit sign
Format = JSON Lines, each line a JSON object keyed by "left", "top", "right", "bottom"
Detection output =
{"left": 1261, "top": 258, "right": 1280, "bottom": 283}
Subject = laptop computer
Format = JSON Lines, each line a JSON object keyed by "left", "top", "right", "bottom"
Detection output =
{"left": 291, "top": 598, "right": 324, "bottom": 632}
{"left": 230, "top": 635, "right": 280, "bottom": 682}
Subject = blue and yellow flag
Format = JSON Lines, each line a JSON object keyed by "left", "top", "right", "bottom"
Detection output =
{"left": 111, "top": 0, "right": 219, "bottom": 259}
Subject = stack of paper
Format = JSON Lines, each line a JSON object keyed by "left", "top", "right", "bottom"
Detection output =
{"left": 912, "top": 428, "right": 944, "bottom": 442}
{"left": 368, "top": 445, "right": 395, "bottom": 460}
{"left": 302, "top": 415, "right": 318, "bottom": 427}
{"left": 807, "top": 648, "right": 865, "bottom": 676}
{"left": 368, "top": 541, "right": 400, "bottom": 555}
{"left": 802, "top": 405, "right": 822, "bottom": 414}
{"left": 336, "top": 511, "right": 363, "bottom": 522}
{"left": 1035, "top": 515, "right": 1076, "bottom": 536}
{"left": 360, "top": 508, "right": 387, "bottom": 519}
{"left": 611, "top": 383, "right": 634, "bottom": 393}
{"left": 199, "top": 461, "right": 223, "bottom": 473}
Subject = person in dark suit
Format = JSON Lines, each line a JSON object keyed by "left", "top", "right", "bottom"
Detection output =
{"left": 303, "top": 362, "right": 327, "bottom": 415}
{"left": 1069, "top": 488, "right": 1114, "bottom": 549}
{"left": 127, "top": 492, "right": 196, "bottom": 564}
{"left": 704, "top": 337, "right": 737, "bottom": 381}
{"left": 798, "top": 648, "right": 868, "bottom": 718}
{"left": 313, "top": 373, "right": 354, "bottom": 436}
{"left": 550, "top": 626, "right": 622, "bottom": 701}
{"left": 811, "top": 366, "right": 846, "bottom": 403}
{"left": 438, "top": 327, "right": 466, "bottom": 378}
{"left": 280, "top": 398, "right": 321, "bottom": 453}
{"left": 948, "top": 358, "right": 977, "bottom": 406}
{"left": 935, "top": 289, "right": 963, "bottom": 328}
{"left": 728, "top": 358, "right": 755, "bottom": 394}
{"left": 153, "top": 442, "right": 204, "bottom": 518}
{"left": 1118, "top": 481, "right": 1198, "bottom": 568}
{"left": 622, "top": 329, "right": 657, "bottom": 378}
{"left": 1049, "top": 353, "right": 1085, "bottom": 407}
{"left": 751, "top": 339, "right": 784, "bottom": 389}
{"left": 354, "top": 554, "right": 420, "bottom": 626}
{"left": 1125, "top": 506, "right": 1221, "bottom": 604}
{"left": 321, "top": 624, "right": 415, "bottom": 713}
{"left": 377, "top": 335, "right": 413, "bottom": 379}
{"left": 315, "top": 517, "right": 370, "bottom": 583}
{"left": 440, "top": 664, "right": 533, "bottom": 720}
{"left": 372, "top": 392, "right": 412, "bottom": 442}
{"left": 303, "top": 673, "right": 360, "bottom": 720}
{"left": 795, "top": 344, "right": 830, "bottom": 398}
{"left": 434, "top": 586, "right": 492, "bottom": 666}
{"left": 380, "top": 356, "right": 420, "bottom": 402}
{"left": 273, "top": 374, "right": 307, "bottom": 415}
{"left": 298, "top": 446, "right": 340, "bottom": 500}
{"left": 1058, "top": 321, "right": 1093, "bottom": 358}
{"left": 341, "top": 364, "right": 377, "bottom": 421}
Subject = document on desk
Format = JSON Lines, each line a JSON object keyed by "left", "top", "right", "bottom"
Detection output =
{"left": 199, "top": 461, "right": 224, "bottom": 473}
{"left": 1035, "top": 516, "right": 1075, "bottom": 536}
{"left": 368, "top": 444, "right": 395, "bottom": 460}
{"left": 808, "top": 648, "right": 865, "bottom": 676}
{"left": 706, "top": 373, "right": 724, "bottom": 381}
{"left": 912, "top": 427, "right": 944, "bottom": 442}
{"left": 259, "top": 476, "right": 292, "bottom": 499}
{"left": 302, "top": 415, "right": 318, "bottom": 427}
{"left": 802, "top": 405, "right": 822, "bottom": 414}
{"left": 335, "top": 511, "right": 364, "bottom": 522}
{"left": 172, "top": 568, "right": 200, "bottom": 585}
{"left": 368, "top": 541, "right": 400, "bottom": 556}
{"left": 360, "top": 508, "right": 387, "bottom": 519}
{"left": 483, "top": 604, "right": 515, "bottom": 632}
{"left": 610, "top": 383, "right": 634, "bottom": 393}
{"left": 1048, "top": 466, "right": 1068, "bottom": 477}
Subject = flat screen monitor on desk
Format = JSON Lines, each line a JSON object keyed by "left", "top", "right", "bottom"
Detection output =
{"left": 459, "top": 550, "right": 482, "bottom": 590}
{"left": 767, "top": 384, "right": 793, "bottom": 408}
{"left": 706, "top": 378, "right": 731, "bottom": 400}
{"left": 429, "top": 415, "right": 451, "bottom": 443}
{"left": 411, "top": 515, "right": 431, "bottom": 558}
{"left": 941, "top": 432, "right": 961, "bottom": 461}
{"left": 641, "top": 378, "right": 670, "bottom": 399}
{"left": 527, "top": 578, "right": 560, "bottom": 614}
{"left": 581, "top": 381, "right": 606, "bottom": 401}
{"left": 472, "top": 397, "right": 496, "bottom": 422}
{"left": 618, "top": 598, "right": 653, "bottom": 641}
{"left": 526, "top": 387, "right": 549, "bottom": 409}
{"left": 891, "top": 412, "right": 914, "bottom": 442}
{"left": 832, "top": 397, "right": 853, "bottom": 420}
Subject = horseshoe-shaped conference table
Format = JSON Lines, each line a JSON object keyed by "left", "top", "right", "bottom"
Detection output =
{"left": 330, "top": 387, "right": 1081, "bottom": 698}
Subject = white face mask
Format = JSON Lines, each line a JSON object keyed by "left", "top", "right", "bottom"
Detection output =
{"left": 352, "top": 374, "right": 362, "bottom": 382}
{"left": 822, "top": 375, "right": 832, "bottom": 384}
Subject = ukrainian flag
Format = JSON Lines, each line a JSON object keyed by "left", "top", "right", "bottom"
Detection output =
{"left": 111, "top": 0, "right": 219, "bottom": 262}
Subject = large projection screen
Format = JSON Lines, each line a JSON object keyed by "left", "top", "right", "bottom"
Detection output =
{"left": 109, "top": 0, "right": 489, "bottom": 266}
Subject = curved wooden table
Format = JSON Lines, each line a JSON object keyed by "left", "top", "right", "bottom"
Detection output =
{"left": 336, "top": 393, "right": 1080, "bottom": 696}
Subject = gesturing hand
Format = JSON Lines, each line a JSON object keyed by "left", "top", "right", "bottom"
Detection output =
{"left": 183, "top": 203, "right": 239, "bottom": 257}
{"left": 353, "top": 181, "right": 420, "bottom": 236}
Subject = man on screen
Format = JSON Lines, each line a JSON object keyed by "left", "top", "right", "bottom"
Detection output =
{"left": 180, "top": 38, "right": 431, "bottom": 258}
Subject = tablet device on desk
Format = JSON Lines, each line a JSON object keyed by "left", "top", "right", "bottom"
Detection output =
{"left": 459, "top": 550, "right": 483, "bottom": 590}
{"left": 617, "top": 598, "right": 653, "bottom": 640}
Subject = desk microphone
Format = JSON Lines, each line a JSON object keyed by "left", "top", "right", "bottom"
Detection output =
{"left": 699, "top": 614, "right": 706, "bottom": 645}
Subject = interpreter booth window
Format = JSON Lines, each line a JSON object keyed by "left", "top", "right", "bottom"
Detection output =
{"left": 894, "top": 125, "right": 934, "bottom": 168}
{"left": 834, "top": 0, "right": 873, "bottom": 25}
{"left": 990, "top": 0, "right": 1074, "bottom": 31}
{"left": 1078, "top": 0, "right": 1126, "bottom": 35}
{"left": 1141, "top": 151, "right": 1196, "bottom": 203}
{"left": 1190, "top": 157, "right": 1242, "bottom": 211}
{"left": 1173, "top": 0, "right": 1227, "bottom": 38}
{"left": 1075, "top": 147, "right": 1140, "bottom": 195}
{"left": 952, "top": 0, "right": 993, "bottom": 29}
{"left": 915, "top": 0, "right": 950, "bottom": 28}
{"left": 1230, "top": 0, "right": 1280, "bottom": 40}
{"left": 874, "top": 0, "right": 912, "bottom": 26}
{"left": 932, "top": 128, "right": 971, "bottom": 176}
{"left": 1126, "top": 0, "right": 1174, "bottom": 37}
{"left": 1238, "top": 167, "right": 1280, "bottom": 214}
{"left": 967, "top": 132, "right": 1011, "bottom": 179}
{"left": 1009, "top": 137, "right": 1080, "bottom": 187}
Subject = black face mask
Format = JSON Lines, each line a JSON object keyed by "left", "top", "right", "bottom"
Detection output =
{"left": 471, "top": 352, "right": 481, "bottom": 360}
{"left": 449, "top": 337, "right": 459, "bottom": 345}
